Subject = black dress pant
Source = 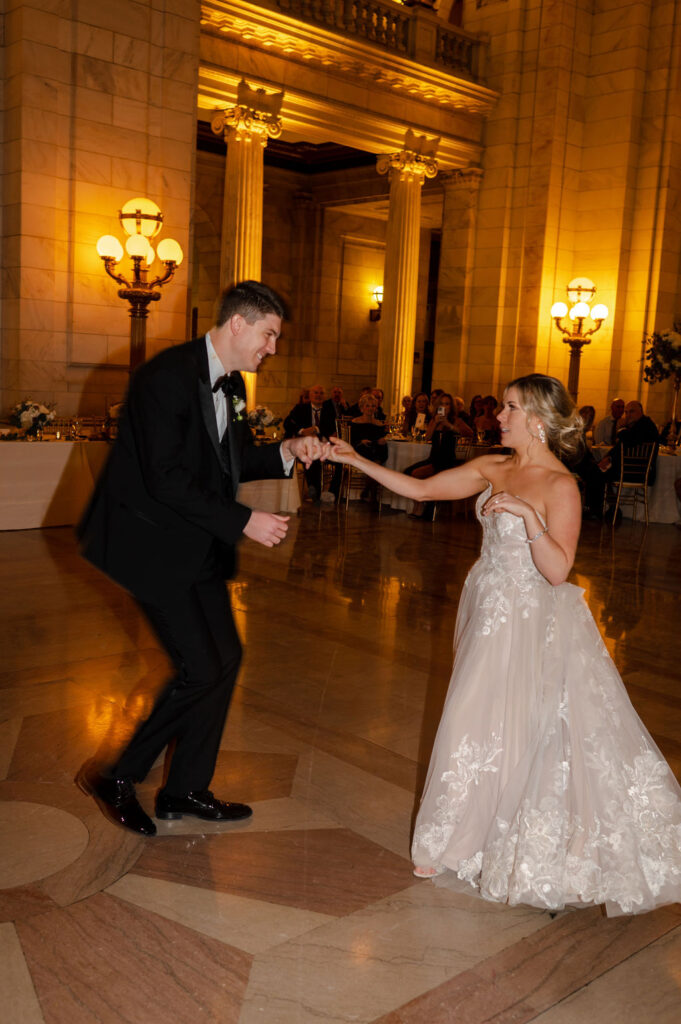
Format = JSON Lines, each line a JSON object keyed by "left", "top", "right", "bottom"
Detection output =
{"left": 111, "top": 549, "right": 242, "bottom": 795}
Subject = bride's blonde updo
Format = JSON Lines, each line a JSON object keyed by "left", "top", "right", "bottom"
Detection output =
{"left": 506, "top": 373, "right": 584, "bottom": 461}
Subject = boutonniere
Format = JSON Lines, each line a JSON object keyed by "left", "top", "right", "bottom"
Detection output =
{"left": 232, "top": 395, "right": 246, "bottom": 421}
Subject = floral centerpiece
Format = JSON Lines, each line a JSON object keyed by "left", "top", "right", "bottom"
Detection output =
{"left": 247, "top": 405, "right": 282, "bottom": 435}
{"left": 643, "top": 325, "right": 681, "bottom": 444}
{"left": 10, "top": 399, "right": 56, "bottom": 437}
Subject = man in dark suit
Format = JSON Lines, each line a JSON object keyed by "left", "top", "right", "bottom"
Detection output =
{"left": 284, "top": 384, "right": 337, "bottom": 501}
{"left": 584, "top": 400, "right": 659, "bottom": 518}
{"left": 77, "top": 281, "right": 325, "bottom": 836}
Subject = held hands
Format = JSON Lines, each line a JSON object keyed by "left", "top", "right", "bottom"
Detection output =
{"left": 328, "top": 436, "right": 358, "bottom": 464}
{"left": 243, "top": 510, "right": 290, "bottom": 548}
{"left": 283, "top": 435, "right": 328, "bottom": 468}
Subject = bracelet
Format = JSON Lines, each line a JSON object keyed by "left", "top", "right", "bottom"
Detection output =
{"left": 526, "top": 526, "right": 549, "bottom": 544}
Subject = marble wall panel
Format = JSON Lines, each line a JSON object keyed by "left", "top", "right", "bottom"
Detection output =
{"left": 77, "top": 1, "right": 151, "bottom": 38}
{"left": 74, "top": 22, "right": 113, "bottom": 61}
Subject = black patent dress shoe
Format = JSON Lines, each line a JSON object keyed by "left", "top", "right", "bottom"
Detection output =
{"left": 75, "top": 759, "right": 156, "bottom": 836}
{"left": 155, "top": 789, "right": 253, "bottom": 822}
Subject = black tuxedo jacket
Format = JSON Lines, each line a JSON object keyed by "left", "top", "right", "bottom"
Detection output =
{"left": 284, "top": 401, "right": 336, "bottom": 439}
{"left": 78, "top": 337, "right": 288, "bottom": 603}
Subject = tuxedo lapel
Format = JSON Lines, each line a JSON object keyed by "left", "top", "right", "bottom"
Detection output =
{"left": 226, "top": 373, "right": 245, "bottom": 496}
{"left": 195, "top": 337, "right": 228, "bottom": 472}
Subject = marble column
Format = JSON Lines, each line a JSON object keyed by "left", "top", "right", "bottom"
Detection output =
{"left": 212, "top": 80, "right": 284, "bottom": 407}
{"left": 376, "top": 131, "right": 438, "bottom": 417}
{"left": 432, "top": 167, "right": 483, "bottom": 396}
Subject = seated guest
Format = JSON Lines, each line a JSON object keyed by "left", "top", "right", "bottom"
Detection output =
{"left": 593, "top": 398, "right": 625, "bottom": 445}
{"left": 323, "top": 386, "right": 349, "bottom": 432}
{"left": 579, "top": 405, "right": 596, "bottom": 447}
{"left": 469, "top": 394, "right": 485, "bottom": 421}
{"left": 473, "top": 395, "right": 501, "bottom": 443}
{"left": 347, "top": 386, "right": 373, "bottom": 418}
{"left": 350, "top": 393, "right": 388, "bottom": 501}
{"left": 321, "top": 386, "right": 348, "bottom": 501}
{"left": 660, "top": 418, "right": 681, "bottom": 445}
{"left": 284, "top": 384, "right": 337, "bottom": 501}
{"left": 298, "top": 387, "right": 310, "bottom": 405}
{"left": 429, "top": 388, "right": 444, "bottom": 414}
{"left": 350, "top": 394, "right": 388, "bottom": 463}
{"left": 583, "top": 400, "right": 660, "bottom": 519}
{"left": 399, "top": 395, "right": 412, "bottom": 430}
{"left": 372, "top": 387, "right": 387, "bottom": 421}
{"left": 453, "top": 395, "right": 473, "bottom": 427}
{"left": 404, "top": 393, "right": 472, "bottom": 519}
{"left": 404, "top": 392, "right": 432, "bottom": 432}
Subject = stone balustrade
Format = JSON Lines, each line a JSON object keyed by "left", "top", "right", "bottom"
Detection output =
{"left": 275, "top": 0, "right": 485, "bottom": 79}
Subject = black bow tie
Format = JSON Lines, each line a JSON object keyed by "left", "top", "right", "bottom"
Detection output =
{"left": 213, "top": 373, "right": 237, "bottom": 397}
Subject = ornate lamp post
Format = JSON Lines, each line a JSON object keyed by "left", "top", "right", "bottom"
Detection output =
{"left": 550, "top": 277, "right": 608, "bottom": 402}
{"left": 96, "top": 197, "right": 183, "bottom": 372}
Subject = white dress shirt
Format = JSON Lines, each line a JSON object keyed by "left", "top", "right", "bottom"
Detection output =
{"left": 205, "top": 333, "right": 293, "bottom": 473}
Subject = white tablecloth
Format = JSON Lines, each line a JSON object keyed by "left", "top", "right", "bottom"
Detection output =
{"left": 237, "top": 475, "right": 301, "bottom": 514}
{"left": 631, "top": 453, "right": 679, "bottom": 523}
{"left": 383, "top": 440, "right": 432, "bottom": 512}
{"left": 0, "top": 440, "right": 110, "bottom": 530}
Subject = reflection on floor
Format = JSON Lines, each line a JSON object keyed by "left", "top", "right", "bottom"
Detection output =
{"left": 1, "top": 502, "right": 680, "bottom": 1023}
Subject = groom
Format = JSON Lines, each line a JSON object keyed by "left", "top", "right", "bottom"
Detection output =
{"left": 77, "top": 281, "right": 325, "bottom": 836}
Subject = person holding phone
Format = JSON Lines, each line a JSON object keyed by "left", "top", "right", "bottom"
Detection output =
{"left": 404, "top": 393, "right": 473, "bottom": 519}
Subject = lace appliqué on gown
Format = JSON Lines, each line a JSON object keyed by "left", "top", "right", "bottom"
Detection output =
{"left": 413, "top": 729, "right": 503, "bottom": 861}
{"left": 411, "top": 483, "right": 681, "bottom": 916}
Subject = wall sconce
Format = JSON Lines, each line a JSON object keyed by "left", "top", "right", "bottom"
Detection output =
{"left": 550, "top": 277, "right": 608, "bottom": 401}
{"left": 369, "top": 285, "right": 383, "bottom": 322}
{"left": 96, "top": 197, "right": 184, "bottom": 372}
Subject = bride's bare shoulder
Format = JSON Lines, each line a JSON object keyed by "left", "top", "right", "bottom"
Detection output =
{"left": 546, "top": 467, "right": 581, "bottom": 501}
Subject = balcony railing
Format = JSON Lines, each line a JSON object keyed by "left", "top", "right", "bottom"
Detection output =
{"left": 276, "top": 0, "right": 485, "bottom": 79}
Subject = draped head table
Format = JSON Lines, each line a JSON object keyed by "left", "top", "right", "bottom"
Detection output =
{"left": 0, "top": 439, "right": 300, "bottom": 531}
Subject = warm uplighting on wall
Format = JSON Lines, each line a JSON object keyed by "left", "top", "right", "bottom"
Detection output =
{"left": 96, "top": 198, "right": 184, "bottom": 371}
{"left": 370, "top": 285, "right": 383, "bottom": 322}
{"left": 550, "top": 277, "right": 608, "bottom": 401}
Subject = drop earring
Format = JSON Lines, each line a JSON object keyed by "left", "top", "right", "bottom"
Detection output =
{"left": 537, "top": 423, "right": 546, "bottom": 444}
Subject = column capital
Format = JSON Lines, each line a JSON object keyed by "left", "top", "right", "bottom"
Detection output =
{"left": 211, "top": 79, "right": 284, "bottom": 146}
{"left": 376, "top": 129, "right": 439, "bottom": 183}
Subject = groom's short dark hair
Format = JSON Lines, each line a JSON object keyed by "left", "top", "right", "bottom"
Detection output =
{"left": 216, "top": 281, "right": 287, "bottom": 326}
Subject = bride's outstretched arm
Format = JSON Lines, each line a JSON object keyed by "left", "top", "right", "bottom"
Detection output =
{"left": 328, "top": 437, "right": 491, "bottom": 501}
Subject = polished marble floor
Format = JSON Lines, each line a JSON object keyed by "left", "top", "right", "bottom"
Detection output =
{"left": 1, "top": 501, "right": 680, "bottom": 1023}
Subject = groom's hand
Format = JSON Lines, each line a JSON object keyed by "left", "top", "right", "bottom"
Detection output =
{"left": 243, "top": 510, "right": 290, "bottom": 548}
{"left": 283, "top": 435, "right": 325, "bottom": 468}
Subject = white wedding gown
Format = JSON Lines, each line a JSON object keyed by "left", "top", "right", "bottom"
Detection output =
{"left": 412, "top": 483, "right": 681, "bottom": 916}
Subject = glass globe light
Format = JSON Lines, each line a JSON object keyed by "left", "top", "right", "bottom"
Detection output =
{"left": 591, "top": 304, "right": 608, "bottom": 321}
{"left": 119, "top": 197, "right": 163, "bottom": 238}
{"left": 157, "top": 238, "right": 184, "bottom": 265}
{"left": 372, "top": 285, "right": 384, "bottom": 305}
{"left": 96, "top": 235, "right": 124, "bottom": 261}
{"left": 125, "top": 233, "right": 150, "bottom": 258}
{"left": 551, "top": 301, "right": 568, "bottom": 318}
{"left": 569, "top": 301, "right": 591, "bottom": 320}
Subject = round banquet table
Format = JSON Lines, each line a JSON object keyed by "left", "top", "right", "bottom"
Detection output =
{"left": 383, "top": 439, "right": 431, "bottom": 513}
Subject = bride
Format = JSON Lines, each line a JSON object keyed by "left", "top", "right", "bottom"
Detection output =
{"left": 329, "top": 374, "right": 681, "bottom": 916}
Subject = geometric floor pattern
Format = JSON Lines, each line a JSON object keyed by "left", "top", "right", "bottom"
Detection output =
{"left": 1, "top": 501, "right": 680, "bottom": 1022}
